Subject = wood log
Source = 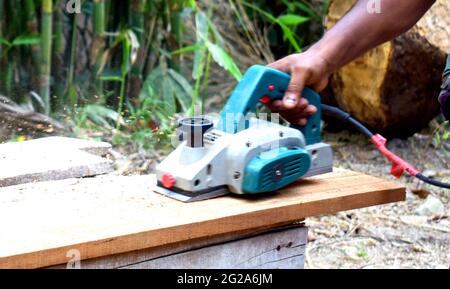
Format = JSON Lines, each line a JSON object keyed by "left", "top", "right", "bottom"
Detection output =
{"left": 325, "top": 0, "right": 449, "bottom": 136}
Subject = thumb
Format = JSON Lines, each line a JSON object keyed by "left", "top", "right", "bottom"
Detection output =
{"left": 283, "top": 72, "right": 306, "bottom": 109}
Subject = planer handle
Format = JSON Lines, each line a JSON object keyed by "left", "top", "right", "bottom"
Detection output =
{"left": 218, "top": 65, "right": 322, "bottom": 145}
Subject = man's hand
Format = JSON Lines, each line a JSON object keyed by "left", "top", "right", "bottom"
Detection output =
{"left": 266, "top": 51, "right": 332, "bottom": 126}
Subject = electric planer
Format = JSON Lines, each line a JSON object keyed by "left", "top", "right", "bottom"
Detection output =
{"left": 154, "top": 65, "right": 333, "bottom": 202}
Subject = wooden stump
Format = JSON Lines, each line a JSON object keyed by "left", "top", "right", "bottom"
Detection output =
{"left": 325, "top": 0, "right": 449, "bottom": 136}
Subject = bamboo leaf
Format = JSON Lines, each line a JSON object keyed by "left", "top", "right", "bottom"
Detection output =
{"left": 169, "top": 69, "right": 193, "bottom": 112}
{"left": 242, "top": 1, "right": 303, "bottom": 52}
{"left": 162, "top": 77, "right": 176, "bottom": 116}
{"left": 193, "top": 46, "right": 206, "bottom": 80}
{"left": 100, "top": 69, "right": 123, "bottom": 82}
{"left": 12, "top": 35, "right": 41, "bottom": 46}
{"left": 205, "top": 41, "right": 242, "bottom": 81}
{"left": 171, "top": 44, "right": 201, "bottom": 56}
{"left": 205, "top": 18, "right": 225, "bottom": 47}
{"left": 279, "top": 24, "right": 302, "bottom": 52}
{"left": 81, "top": 104, "right": 124, "bottom": 127}
{"left": 184, "top": 0, "right": 197, "bottom": 9}
{"left": 242, "top": 1, "right": 277, "bottom": 23}
{"left": 193, "top": 11, "right": 208, "bottom": 80}
{"left": 0, "top": 37, "right": 12, "bottom": 47}
{"left": 30, "top": 91, "right": 45, "bottom": 110}
{"left": 277, "top": 14, "right": 309, "bottom": 26}
{"left": 442, "top": 129, "right": 449, "bottom": 141}
{"left": 195, "top": 11, "right": 209, "bottom": 41}
{"left": 140, "top": 66, "right": 163, "bottom": 100}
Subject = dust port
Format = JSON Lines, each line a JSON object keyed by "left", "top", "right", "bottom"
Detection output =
{"left": 179, "top": 117, "right": 213, "bottom": 148}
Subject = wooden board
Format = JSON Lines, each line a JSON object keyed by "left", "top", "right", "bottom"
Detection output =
{"left": 0, "top": 137, "right": 113, "bottom": 187}
{"left": 0, "top": 169, "right": 405, "bottom": 268}
{"left": 123, "top": 226, "right": 307, "bottom": 269}
{"left": 51, "top": 224, "right": 307, "bottom": 269}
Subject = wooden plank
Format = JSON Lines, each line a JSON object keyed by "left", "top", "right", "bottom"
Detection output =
{"left": 50, "top": 223, "right": 305, "bottom": 269}
{"left": 122, "top": 226, "right": 307, "bottom": 269}
{"left": 0, "top": 137, "right": 113, "bottom": 187}
{"left": 0, "top": 169, "right": 405, "bottom": 268}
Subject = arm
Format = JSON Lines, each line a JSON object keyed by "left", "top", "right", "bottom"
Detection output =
{"left": 267, "top": 0, "right": 436, "bottom": 126}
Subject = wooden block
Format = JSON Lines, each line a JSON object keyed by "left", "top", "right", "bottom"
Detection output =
{"left": 123, "top": 226, "right": 307, "bottom": 269}
{"left": 50, "top": 224, "right": 306, "bottom": 269}
{"left": 0, "top": 137, "right": 113, "bottom": 187}
{"left": 0, "top": 169, "right": 405, "bottom": 268}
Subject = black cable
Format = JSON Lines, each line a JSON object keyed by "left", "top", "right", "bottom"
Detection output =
{"left": 322, "top": 104, "right": 373, "bottom": 138}
{"left": 321, "top": 104, "right": 450, "bottom": 189}
{"left": 347, "top": 117, "right": 374, "bottom": 139}
{"left": 416, "top": 173, "right": 450, "bottom": 189}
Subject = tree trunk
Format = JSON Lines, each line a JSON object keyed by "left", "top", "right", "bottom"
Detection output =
{"left": 325, "top": 0, "right": 449, "bottom": 136}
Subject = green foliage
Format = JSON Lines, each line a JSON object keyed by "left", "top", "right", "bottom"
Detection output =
{"left": 76, "top": 104, "right": 123, "bottom": 129}
{"left": 0, "top": 34, "right": 40, "bottom": 48}
{"left": 0, "top": 0, "right": 325, "bottom": 151}
{"left": 432, "top": 121, "right": 449, "bottom": 147}
{"left": 242, "top": 1, "right": 307, "bottom": 51}
{"left": 205, "top": 41, "right": 242, "bottom": 81}
{"left": 242, "top": 0, "right": 328, "bottom": 54}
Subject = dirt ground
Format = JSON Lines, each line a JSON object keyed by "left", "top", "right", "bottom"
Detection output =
{"left": 305, "top": 129, "right": 450, "bottom": 269}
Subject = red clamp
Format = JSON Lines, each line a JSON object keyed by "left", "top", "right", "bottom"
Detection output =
{"left": 370, "top": 134, "right": 419, "bottom": 178}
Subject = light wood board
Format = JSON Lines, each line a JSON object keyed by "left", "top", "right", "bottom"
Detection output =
{"left": 0, "top": 169, "right": 405, "bottom": 268}
{"left": 0, "top": 137, "right": 113, "bottom": 187}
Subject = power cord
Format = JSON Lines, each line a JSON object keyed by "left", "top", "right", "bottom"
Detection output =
{"left": 322, "top": 104, "right": 450, "bottom": 189}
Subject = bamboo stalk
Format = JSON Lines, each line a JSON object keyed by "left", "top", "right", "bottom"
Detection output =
{"left": 92, "top": 0, "right": 106, "bottom": 96}
{"left": 53, "top": 1, "right": 65, "bottom": 110}
{"left": 130, "top": 0, "right": 145, "bottom": 42}
{"left": 128, "top": 0, "right": 146, "bottom": 99}
{"left": 67, "top": 12, "right": 79, "bottom": 108}
{"left": 24, "top": 0, "right": 41, "bottom": 85}
{"left": 40, "top": 0, "right": 53, "bottom": 115}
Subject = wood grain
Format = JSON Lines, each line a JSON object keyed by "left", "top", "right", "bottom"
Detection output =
{"left": 0, "top": 169, "right": 405, "bottom": 268}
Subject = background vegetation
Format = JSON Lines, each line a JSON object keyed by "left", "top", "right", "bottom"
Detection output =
{"left": 1, "top": 1, "right": 448, "bottom": 269}
{"left": 0, "top": 0, "right": 328, "bottom": 151}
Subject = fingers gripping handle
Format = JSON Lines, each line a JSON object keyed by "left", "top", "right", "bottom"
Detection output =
{"left": 218, "top": 65, "right": 322, "bottom": 145}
